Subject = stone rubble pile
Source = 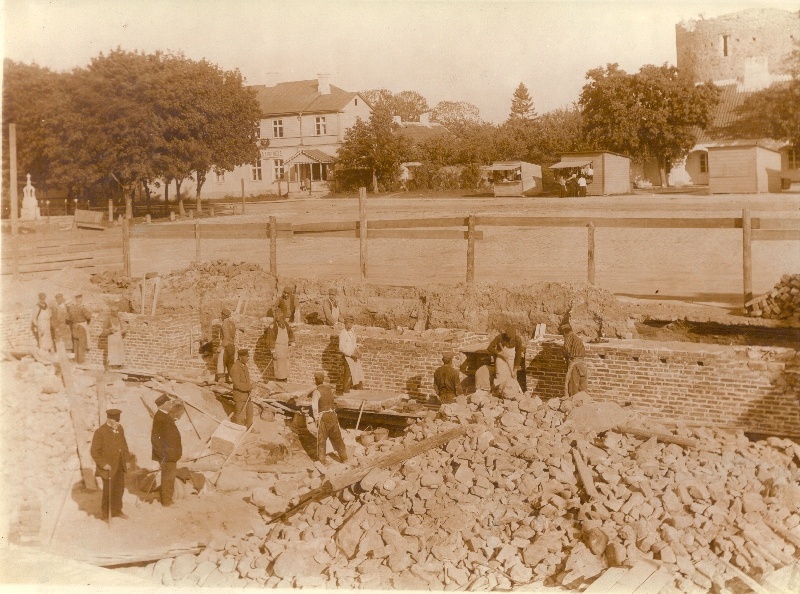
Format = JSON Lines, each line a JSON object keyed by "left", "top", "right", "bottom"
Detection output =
{"left": 133, "top": 389, "right": 800, "bottom": 591}
{"left": 746, "top": 274, "right": 800, "bottom": 322}
{"left": 1, "top": 358, "right": 81, "bottom": 543}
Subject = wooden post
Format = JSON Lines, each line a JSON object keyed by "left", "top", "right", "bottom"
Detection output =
{"left": 195, "top": 220, "right": 201, "bottom": 264}
{"left": 9, "top": 124, "right": 19, "bottom": 279}
{"left": 108, "top": 198, "right": 114, "bottom": 224}
{"left": 122, "top": 218, "right": 131, "bottom": 278}
{"left": 742, "top": 208, "right": 752, "bottom": 305}
{"left": 241, "top": 178, "right": 245, "bottom": 215}
{"left": 587, "top": 222, "right": 596, "bottom": 285}
{"left": 466, "top": 214, "right": 475, "bottom": 284}
{"left": 269, "top": 216, "right": 277, "bottom": 276}
{"left": 359, "top": 187, "right": 367, "bottom": 281}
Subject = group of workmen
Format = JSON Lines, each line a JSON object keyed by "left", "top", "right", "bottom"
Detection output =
{"left": 32, "top": 292, "right": 128, "bottom": 367}
{"left": 433, "top": 322, "right": 588, "bottom": 403}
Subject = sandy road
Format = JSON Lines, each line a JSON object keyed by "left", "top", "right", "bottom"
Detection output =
{"left": 131, "top": 193, "right": 800, "bottom": 305}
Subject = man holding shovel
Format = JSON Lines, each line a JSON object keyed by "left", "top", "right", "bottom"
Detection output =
{"left": 308, "top": 371, "right": 348, "bottom": 466}
{"left": 90, "top": 409, "right": 130, "bottom": 521}
{"left": 151, "top": 395, "right": 183, "bottom": 507}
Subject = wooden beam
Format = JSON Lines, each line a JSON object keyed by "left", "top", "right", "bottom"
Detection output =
{"left": 269, "top": 216, "right": 277, "bottom": 276}
{"left": 474, "top": 215, "right": 742, "bottom": 229}
{"left": 572, "top": 447, "right": 599, "bottom": 499}
{"left": 368, "top": 216, "right": 468, "bottom": 229}
{"left": 292, "top": 221, "right": 357, "bottom": 233}
{"left": 753, "top": 218, "right": 800, "bottom": 230}
{"left": 359, "top": 187, "right": 367, "bottom": 281}
{"left": 615, "top": 425, "right": 697, "bottom": 448}
{"left": 743, "top": 208, "right": 753, "bottom": 305}
{"left": 587, "top": 222, "right": 595, "bottom": 285}
{"left": 367, "top": 229, "right": 483, "bottom": 240}
{"left": 467, "top": 214, "right": 475, "bottom": 284}
{"left": 751, "top": 229, "right": 800, "bottom": 241}
{"left": 122, "top": 218, "right": 131, "bottom": 278}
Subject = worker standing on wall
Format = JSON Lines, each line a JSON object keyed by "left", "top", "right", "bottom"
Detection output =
{"left": 68, "top": 294, "right": 92, "bottom": 364}
{"left": 561, "top": 323, "right": 588, "bottom": 397}
{"left": 487, "top": 326, "right": 526, "bottom": 397}
{"left": 266, "top": 310, "right": 295, "bottom": 382}
{"left": 339, "top": 316, "right": 364, "bottom": 394}
{"left": 217, "top": 307, "right": 236, "bottom": 383}
{"left": 151, "top": 395, "right": 182, "bottom": 507}
{"left": 308, "top": 371, "right": 348, "bottom": 466}
{"left": 433, "top": 352, "right": 460, "bottom": 404}
{"left": 230, "top": 349, "right": 253, "bottom": 427}
{"left": 323, "top": 288, "right": 341, "bottom": 327}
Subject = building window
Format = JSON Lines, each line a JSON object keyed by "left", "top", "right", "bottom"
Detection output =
{"left": 699, "top": 152, "right": 708, "bottom": 174}
{"left": 315, "top": 116, "right": 326, "bottom": 136}
{"left": 215, "top": 171, "right": 225, "bottom": 183}
{"left": 273, "top": 159, "right": 285, "bottom": 180}
{"left": 251, "top": 160, "right": 262, "bottom": 181}
{"left": 721, "top": 34, "right": 730, "bottom": 57}
{"left": 355, "top": 98, "right": 358, "bottom": 106}
{"left": 788, "top": 147, "right": 800, "bottom": 170}
{"left": 273, "top": 119, "right": 283, "bottom": 138}
{"left": 254, "top": 123, "right": 261, "bottom": 139}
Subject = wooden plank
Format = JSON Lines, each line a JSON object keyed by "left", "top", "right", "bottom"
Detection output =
{"left": 474, "top": 215, "right": 741, "bottom": 229}
{"left": 616, "top": 425, "right": 696, "bottom": 448}
{"left": 754, "top": 218, "right": 800, "bottom": 230}
{"left": 572, "top": 448, "right": 599, "bottom": 499}
{"left": 752, "top": 229, "right": 800, "bottom": 241}
{"left": 131, "top": 223, "right": 291, "bottom": 239}
{"left": 584, "top": 568, "right": 629, "bottom": 593}
{"left": 292, "top": 221, "right": 357, "bottom": 233}
{"left": 368, "top": 216, "right": 468, "bottom": 229}
{"left": 609, "top": 560, "right": 659, "bottom": 594}
{"left": 467, "top": 214, "right": 475, "bottom": 283}
{"left": 743, "top": 208, "right": 752, "bottom": 305}
{"left": 632, "top": 567, "right": 676, "bottom": 594}
{"left": 3, "top": 255, "right": 123, "bottom": 275}
{"left": 367, "top": 229, "right": 483, "bottom": 240}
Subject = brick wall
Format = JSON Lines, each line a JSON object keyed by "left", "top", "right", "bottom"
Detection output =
{"left": 4, "top": 310, "right": 798, "bottom": 436}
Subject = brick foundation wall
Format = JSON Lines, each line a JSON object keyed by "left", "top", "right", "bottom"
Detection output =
{"left": 4, "top": 310, "right": 798, "bottom": 436}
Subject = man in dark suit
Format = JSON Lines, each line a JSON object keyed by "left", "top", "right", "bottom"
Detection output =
{"left": 151, "top": 394, "right": 183, "bottom": 507}
{"left": 230, "top": 349, "right": 253, "bottom": 427}
{"left": 90, "top": 408, "right": 130, "bottom": 520}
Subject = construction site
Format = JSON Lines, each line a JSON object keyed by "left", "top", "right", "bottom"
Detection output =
{"left": 1, "top": 191, "right": 799, "bottom": 593}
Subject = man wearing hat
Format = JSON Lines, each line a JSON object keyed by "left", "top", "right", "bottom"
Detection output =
{"left": 308, "top": 371, "right": 348, "bottom": 465}
{"left": 487, "top": 326, "right": 526, "bottom": 397}
{"left": 31, "top": 292, "right": 54, "bottom": 352}
{"left": 67, "top": 294, "right": 92, "bottom": 364}
{"left": 274, "top": 286, "right": 297, "bottom": 324}
{"left": 90, "top": 409, "right": 130, "bottom": 520}
{"left": 560, "top": 323, "right": 588, "bottom": 397}
{"left": 338, "top": 316, "right": 364, "bottom": 393}
{"left": 51, "top": 293, "right": 71, "bottom": 352}
{"left": 433, "top": 352, "right": 461, "bottom": 404}
{"left": 265, "top": 309, "right": 295, "bottom": 382}
{"left": 323, "top": 288, "right": 340, "bottom": 327}
{"left": 229, "top": 349, "right": 253, "bottom": 427}
{"left": 151, "top": 395, "right": 183, "bottom": 507}
{"left": 216, "top": 307, "right": 237, "bottom": 383}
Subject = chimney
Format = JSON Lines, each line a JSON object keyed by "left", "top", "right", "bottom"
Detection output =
{"left": 393, "top": 115, "right": 402, "bottom": 125}
{"left": 742, "top": 57, "right": 771, "bottom": 92}
{"left": 419, "top": 112, "right": 430, "bottom": 126}
{"left": 264, "top": 72, "right": 280, "bottom": 87}
{"left": 317, "top": 73, "right": 331, "bottom": 95}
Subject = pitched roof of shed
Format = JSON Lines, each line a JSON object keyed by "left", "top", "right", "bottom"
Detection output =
{"left": 250, "top": 80, "right": 359, "bottom": 116}
{"left": 396, "top": 122, "right": 452, "bottom": 145}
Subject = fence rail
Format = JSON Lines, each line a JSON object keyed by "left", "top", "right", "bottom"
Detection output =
{"left": 2, "top": 227, "right": 124, "bottom": 275}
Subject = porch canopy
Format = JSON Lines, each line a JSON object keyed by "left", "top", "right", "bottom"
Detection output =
{"left": 487, "top": 162, "right": 522, "bottom": 171}
{"left": 284, "top": 149, "right": 336, "bottom": 165}
{"left": 549, "top": 158, "right": 591, "bottom": 169}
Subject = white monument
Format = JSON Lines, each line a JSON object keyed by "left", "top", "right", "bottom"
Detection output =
{"left": 19, "top": 174, "right": 40, "bottom": 221}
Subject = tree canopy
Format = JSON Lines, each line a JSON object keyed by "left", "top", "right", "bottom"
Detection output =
{"left": 3, "top": 50, "right": 260, "bottom": 206}
{"left": 509, "top": 82, "right": 536, "bottom": 120}
{"left": 579, "top": 63, "right": 719, "bottom": 184}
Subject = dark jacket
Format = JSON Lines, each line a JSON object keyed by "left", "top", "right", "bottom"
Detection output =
{"left": 487, "top": 333, "right": 527, "bottom": 370}
{"left": 230, "top": 360, "right": 252, "bottom": 394}
{"left": 265, "top": 321, "right": 295, "bottom": 350}
{"left": 151, "top": 409, "right": 182, "bottom": 464}
{"left": 275, "top": 294, "right": 296, "bottom": 321}
{"left": 91, "top": 423, "right": 130, "bottom": 478}
{"left": 434, "top": 364, "right": 460, "bottom": 397}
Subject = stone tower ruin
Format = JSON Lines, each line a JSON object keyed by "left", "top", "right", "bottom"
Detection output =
{"left": 676, "top": 7, "right": 799, "bottom": 89}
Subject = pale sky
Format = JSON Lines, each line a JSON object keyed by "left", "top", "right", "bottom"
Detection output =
{"left": 3, "top": 0, "right": 799, "bottom": 123}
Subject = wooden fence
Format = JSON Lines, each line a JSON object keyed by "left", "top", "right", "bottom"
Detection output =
{"left": 129, "top": 207, "right": 799, "bottom": 306}
{"left": 2, "top": 226, "right": 124, "bottom": 276}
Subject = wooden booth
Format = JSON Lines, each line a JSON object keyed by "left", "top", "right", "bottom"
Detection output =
{"left": 550, "top": 151, "right": 631, "bottom": 196}
{"left": 708, "top": 144, "right": 783, "bottom": 194}
{"left": 487, "top": 161, "right": 542, "bottom": 197}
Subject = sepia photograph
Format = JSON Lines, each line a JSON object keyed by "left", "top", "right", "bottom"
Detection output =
{"left": 1, "top": 0, "right": 799, "bottom": 591}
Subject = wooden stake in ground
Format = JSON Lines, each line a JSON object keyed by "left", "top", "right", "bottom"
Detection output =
{"left": 359, "top": 187, "right": 367, "bottom": 281}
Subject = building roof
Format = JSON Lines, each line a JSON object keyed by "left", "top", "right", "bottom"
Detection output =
{"left": 250, "top": 80, "right": 360, "bottom": 116}
{"left": 693, "top": 81, "right": 787, "bottom": 150}
{"left": 284, "top": 149, "right": 337, "bottom": 165}
{"left": 397, "top": 121, "right": 452, "bottom": 145}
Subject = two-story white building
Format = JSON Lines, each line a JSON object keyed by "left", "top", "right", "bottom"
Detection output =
{"left": 194, "top": 75, "right": 372, "bottom": 199}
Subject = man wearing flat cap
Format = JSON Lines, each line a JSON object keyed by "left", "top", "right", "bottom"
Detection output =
{"left": 338, "top": 316, "right": 364, "bottom": 393}
{"left": 216, "top": 307, "right": 237, "bottom": 383}
{"left": 274, "top": 286, "right": 297, "bottom": 324}
{"left": 31, "top": 292, "right": 54, "bottom": 352}
{"left": 151, "top": 395, "right": 182, "bottom": 507}
{"left": 323, "top": 288, "right": 341, "bottom": 327}
{"left": 560, "top": 323, "right": 588, "bottom": 397}
{"left": 67, "top": 294, "right": 92, "bottom": 364}
{"left": 51, "top": 293, "right": 71, "bottom": 352}
{"left": 308, "top": 371, "right": 348, "bottom": 465}
{"left": 487, "top": 326, "right": 526, "bottom": 397}
{"left": 230, "top": 349, "right": 253, "bottom": 427}
{"left": 90, "top": 409, "right": 130, "bottom": 520}
{"left": 433, "top": 352, "right": 461, "bottom": 404}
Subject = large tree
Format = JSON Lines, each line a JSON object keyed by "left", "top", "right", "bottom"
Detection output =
{"left": 430, "top": 100, "right": 482, "bottom": 131}
{"left": 336, "top": 102, "right": 410, "bottom": 191}
{"left": 580, "top": 63, "right": 719, "bottom": 185}
{"left": 392, "top": 90, "right": 429, "bottom": 122}
{"left": 509, "top": 82, "right": 536, "bottom": 120}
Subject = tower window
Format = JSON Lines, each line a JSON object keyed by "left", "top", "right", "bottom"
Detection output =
{"left": 721, "top": 34, "right": 730, "bottom": 57}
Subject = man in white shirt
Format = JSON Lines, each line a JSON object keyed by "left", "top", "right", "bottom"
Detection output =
{"left": 338, "top": 316, "right": 364, "bottom": 393}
